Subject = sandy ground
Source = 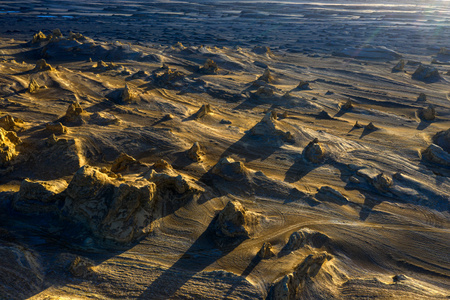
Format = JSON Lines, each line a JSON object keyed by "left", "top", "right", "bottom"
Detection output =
{"left": 0, "top": 0, "right": 449, "bottom": 299}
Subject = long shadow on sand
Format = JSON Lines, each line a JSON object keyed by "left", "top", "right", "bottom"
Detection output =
{"left": 0, "top": 198, "right": 136, "bottom": 299}
{"left": 284, "top": 156, "right": 317, "bottom": 183}
{"left": 137, "top": 219, "right": 242, "bottom": 299}
{"left": 223, "top": 255, "right": 262, "bottom": 298}
{"left": 219, "top": 121, "right": 293, "bottom": 163}
{"left": 416, "top": 120, "right": 433, "bottom": 130}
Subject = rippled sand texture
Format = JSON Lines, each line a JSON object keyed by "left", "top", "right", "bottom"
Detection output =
{"left": 0, "top": 0, "right": 449, "bottom": 299}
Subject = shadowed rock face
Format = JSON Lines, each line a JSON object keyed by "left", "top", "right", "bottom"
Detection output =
{"left": 62, "top": 165, "right": 157, "bottom": 243}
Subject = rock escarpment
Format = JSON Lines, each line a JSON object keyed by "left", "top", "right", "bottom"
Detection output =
{"left": 62, "top": 165, "right": 156, "bottom": 243}
{"left": 0, "top": 128, "right": 21, "bottom": 167}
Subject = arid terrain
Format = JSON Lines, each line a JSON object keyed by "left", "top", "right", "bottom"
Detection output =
{"left": 0, "top": 0, "right": 449, "bottom": 299}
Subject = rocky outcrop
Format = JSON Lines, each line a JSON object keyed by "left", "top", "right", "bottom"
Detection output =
{"left": 354, "top": 121, "right": 363, "bottom": 128}
{"left": 252, "top": 46, "right": 273, "bottom": 56}
{"left": 187, "top": 142, "right": 205, "bottom": 162}
{"left": 303, "top": 138, "right": 325, "bottom": 163}
{"left": 153, "top": 66, "right": 185, "bottom": 86}
{"left": 69, "top": 256, "right": 94, "bottom": 278}
{"left": 418, "top": 105, "right": 436, "bottom": 121}
{"left": 340, "top": 99, "right": 353, "bottom": 110}
{"left": 63, "top": 102, "right": 85, "bottom": 124}
{"left": 31, "top": 31, "right": 47, "bottom": 44}
{"left": 68, "top": 31, "right": 86, "bottom": 41}
{"left": 316, "top": 186, "right": 349, "bottom": 204}
{"left": 392, "top": 59, "right": 405, "bottom": 72}
{"left": 45, "top": 122, "right": 68, "bottom": 134}
{"left": 268, "top": 252, "right": 333, "bottom": 300}
{"left": 33, "top": 59, "right": 53, "bottom": 72}
{"left": 145, "top": 162, "right": 200, "bottom": 196}
{"left": 211, "top": 157, "right": 249, "bottom": 181}
{"left": 250, "top": 111, "right": 294, "bottom": 142}
{"left": 121, "top": 83, "right": 137, "bottom": 103}
{"left": 373, "top": 173, "right": 393, "bottom": 192}
{"left": 13, "top": 178, "right": 68, "bottom": 213}
{"left": 28, "top": 79, "right": 40, "bottom": 93}
{"left": 52, "top": 28, "right": 63, "bottom": 38}
{"left": 0, "top": 114, "right": 23, "bottom": 131}
{"left": 432, "top": 129, "right": 450, "bottom": 153}
{"left": 257, "top": 68, "right": 273, "bottom": 83}
{"left": 365, "top": 122, "right": 376, "bottom": 130}
{"left": 213, "top": 200, "right": 258, "bottom": 241}
{"left": 412, "top": 65, "right": 441, "bottom": 82}
{"left": 94, "top": 60, "right": 117, "bottom": 71}
{"left": 111, "top": 153, "right": 138, "bottom": 173}
{"left": 0, "top": 128, "right": 21, "bottom": 167}
{"left": 199, "top": 59, "right": 219, "bottom": 74}
{"left": 193, "top": 104, "right": 212, "bottom": 119}
{"left": 417, "top": 93, "right": 427, "bottom": 102}
{"left": 284, "top": 229, "right": 330, "bottom": 253}
{"left": 258, "top": 242, "right": 275, "bottom": 259}
{"left": 254, "top": 85, "right": 275, "bottom": 97}
{"left": 62, "top": 165, "right": 157, "bottom": 243}
{"left": 297, "top": 81, "right": 310, "bottom": 90}
{"left": 422, "top": 144, "right": 450, "bottom": 167}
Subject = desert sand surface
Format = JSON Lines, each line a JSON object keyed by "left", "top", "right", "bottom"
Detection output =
{"left": 0, "top": 0, "right": 449, "bottom": 299}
